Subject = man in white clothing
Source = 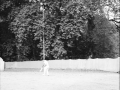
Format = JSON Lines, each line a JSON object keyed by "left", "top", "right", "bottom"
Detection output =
{"left": 40, "top": 60, "right": 49, "bottom": 75}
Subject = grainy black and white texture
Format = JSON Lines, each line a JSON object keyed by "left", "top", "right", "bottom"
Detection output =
{"left": 0, "top": 0, "right": 119, "bottom": 90}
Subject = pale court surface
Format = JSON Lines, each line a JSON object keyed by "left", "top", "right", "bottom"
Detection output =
{"left": 0, "top": 69, "right": 119, "bottom": 90}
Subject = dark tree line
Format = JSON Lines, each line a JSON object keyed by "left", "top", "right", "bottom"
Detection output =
{"left": 0, "top": 0, "right": 119, "bottom": 61}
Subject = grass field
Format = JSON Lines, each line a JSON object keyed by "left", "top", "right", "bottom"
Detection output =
{"left": 0, "top": 69, "right": 119, "bottom": 90}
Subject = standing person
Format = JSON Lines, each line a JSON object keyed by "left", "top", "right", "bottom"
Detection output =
{"left": 40, "top": 60, "right": 49, "bottom": 76}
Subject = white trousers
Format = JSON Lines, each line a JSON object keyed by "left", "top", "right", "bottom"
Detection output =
{"left": 43, "top": 66, "right": 49, "bottom": 75}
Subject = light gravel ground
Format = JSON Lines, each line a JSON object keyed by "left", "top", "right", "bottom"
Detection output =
{"left": 0, "top": 69, "right": 119, "bottom": 90}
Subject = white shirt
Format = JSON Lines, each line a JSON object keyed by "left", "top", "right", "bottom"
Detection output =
{"left": 43, "top": 60, "right": 49, "bottom": 68}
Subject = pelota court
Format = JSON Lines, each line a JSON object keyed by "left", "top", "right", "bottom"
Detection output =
{"left": 0, "top": 69, "right": 119, "bottom": 90}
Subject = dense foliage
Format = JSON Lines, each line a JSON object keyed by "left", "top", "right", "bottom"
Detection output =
{"left": 0, "top": 0, "right": 119, "bottom": 61}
